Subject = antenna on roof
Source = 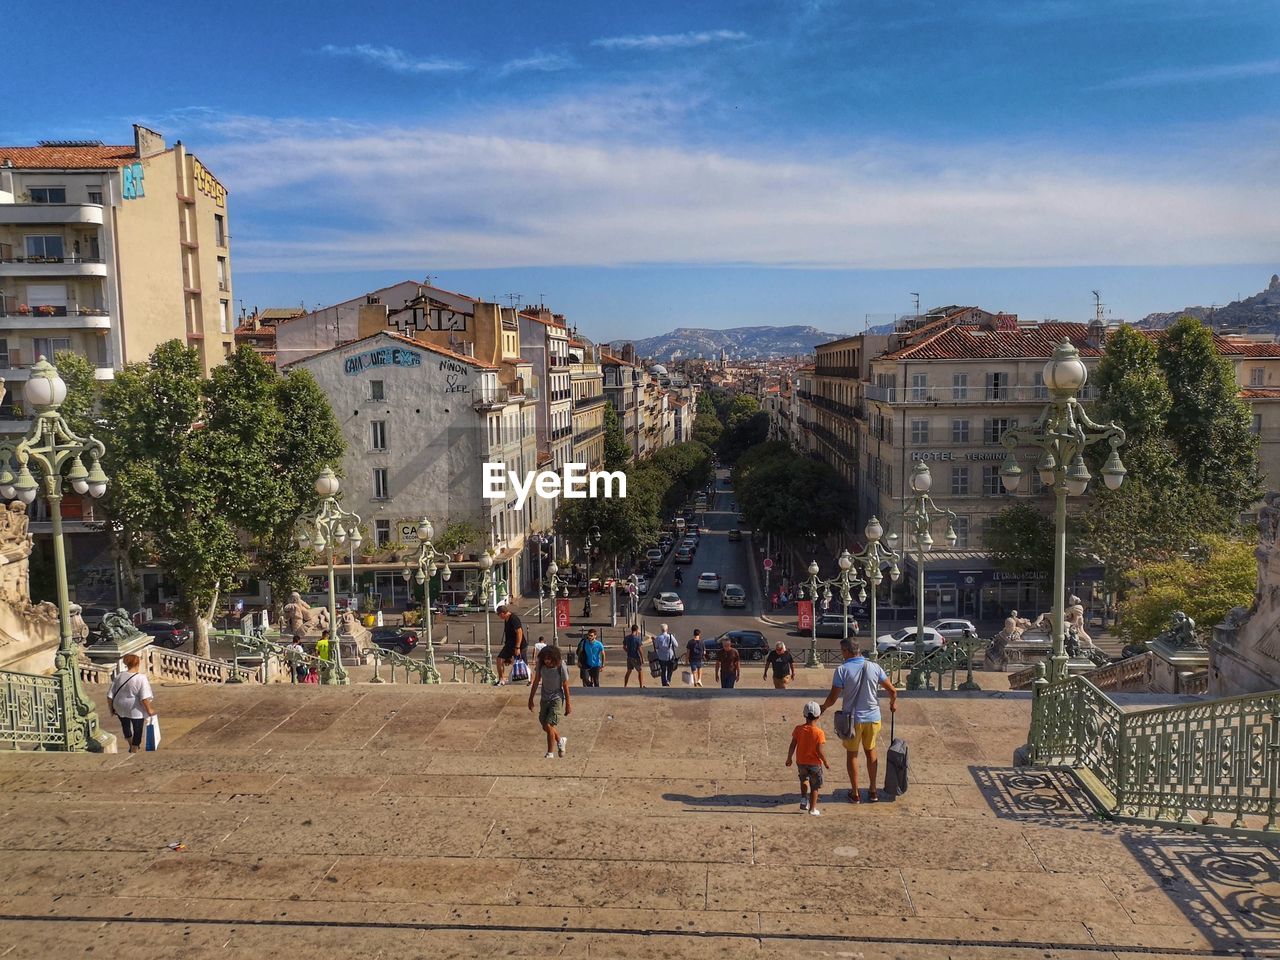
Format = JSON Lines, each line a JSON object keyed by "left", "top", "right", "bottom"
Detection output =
{"left": 910, "top": 292, "right": 921, "bottom": 318}
{"left": 424, "top": 274, "right": 438, "bottom": 287}
{"left": 502, "top": 293, "right": 522, "bottom": 310}
{"left": 1092, "top": 290, "right": 1104, "bottom": 324}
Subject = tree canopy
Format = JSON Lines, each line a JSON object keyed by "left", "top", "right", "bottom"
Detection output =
{"left": 732, "top": 442, "right": 849, "bottom": 542}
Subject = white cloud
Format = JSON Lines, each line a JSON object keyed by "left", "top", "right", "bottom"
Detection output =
{"left": 195, "top": 108, "right": 1279, "bottom": 276}
{"left": 592, "top": 30, "right": 749, "bottom": 51}
{"left": 318, "top": 44, "right": 466, "bottom": 74}
{"left": 499, "top": 52, "right": 577, "bottom": 76}
{"left": 1097, "top": 58, "right": 1280, "bottom": 89}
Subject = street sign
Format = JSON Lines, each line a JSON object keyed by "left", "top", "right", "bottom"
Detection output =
{"left": 797, "top": 599, "right": 814, "bottom": 631}
{"left": 555, "top": 598, "right": 571, "bottom": 629}
{"left": 763, "top": 558, "right": 774, "bottom": 571}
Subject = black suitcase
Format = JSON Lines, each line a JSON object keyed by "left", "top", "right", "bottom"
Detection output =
{"left": 883, "top": 712, "right": 908, "bottom": 798}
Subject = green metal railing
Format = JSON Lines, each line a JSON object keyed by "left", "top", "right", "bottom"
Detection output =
{"left": 365, "top": 646, "right": 495, "bottom": 684}
{"left": 1029, "top": 666, "right": 1280, "bottom": 839}
{"left": 0, "top": 668, "right": 68, "bottom": 750}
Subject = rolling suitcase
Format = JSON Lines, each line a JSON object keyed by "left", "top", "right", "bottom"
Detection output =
{"left": 883, "top": 712, "right": 908, "bottom": 799}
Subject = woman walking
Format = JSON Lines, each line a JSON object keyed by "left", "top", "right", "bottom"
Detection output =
{"left": 107, "top": 653, "right": 156, "bottom": 753}
{"left": 528, "top": 644, "right": 572, "bottom": 759}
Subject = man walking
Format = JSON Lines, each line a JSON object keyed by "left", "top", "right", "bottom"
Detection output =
{"left": 714, "top": 635, "right": 740, "bottom": 689}
{"left": 819, "top": 637, "right": 897, "bottom": 803}
{"left": 764, "top": 640, "right": 796, "bottom": 689}
{"left": 652, "top": 623, "right": 679, "bottom": 687}
{"left": 623, "top": 623, "right": 645, "bottom": 688}
{"left": 495, "top": 605, "right": 526, "bottom": 686}
{"left": 581, "top": 628, "right": 605, "bottom": 687}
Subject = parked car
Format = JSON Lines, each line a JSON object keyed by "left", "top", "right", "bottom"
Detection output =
{"left": 697, "top": 571, "right": 721, "bottom": 592}
{"left": 815, "top": 611, "right": 860, "bottom": 638}
{"left": 658, "top": 538, "right": 673, "bottom": 554}
{"left": 674, "top": 546, "right": 694, "bottom": 564}
{"left": 727, "top": 529, "right": 742, "bottom": 541}
{"left": 645, "top": 548, "right": 663, "bottom": 565}
{"left": 720, "top": 583, "right": 746, "bottom": 608}
{"left": 140, "top": 619, "right": 191, "bottom": 649}
{"left": 682, "top": 538, "right": 698, "bottom": 555}
{"left": 876, "top": 626, "right": 946, "bottom": 656}
{"left": 632, "top": 574, "right": 650, "bottom": 595}
{"left": 714, "top": 629, "right": 770, "bottom": 660}
{"left": 927, "top": 618, "right": 979, "bottom": 640}
{"left": 653, "top": 592, "right": 685, "bottom": 614}
{"left": 371, "top": 627, "right": 419, "bottom": 655}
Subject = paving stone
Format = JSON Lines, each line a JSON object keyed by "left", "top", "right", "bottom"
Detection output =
{"left": 902, "top": 867, "right": 1134, "bottom": 925}
{"left": 706, "top": 864, "right": 910, "bottom": 915}
{"left": 117, "top": 853, "right": 337, "bottom": 900}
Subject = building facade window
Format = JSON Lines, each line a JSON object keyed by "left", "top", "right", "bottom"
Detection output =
{"left": 986, "top": 371, "right": 1009, "bottom": 400}
{"left": 216, "top": 257, "right": 228, "bottom": 291}
{"left": 28, "top": 187, "right": 66, "bottom": 204}
{"left": 370, "top": 420, "right": 387, "bottom": 451}
{"left": 370, "top": 380, "right": 385, "bottom": 401}
{"left": 214, "top": 214, "right": 226, "bottom": 247}
{"left": 87, "top": 189, "right": 103, "bottom": 205}
{"left": 0, "top": 338, "right": 9, "bottom": 368}
{"left": 1251, "top": 367, "right": 1265, "bottom": 386}
{"left": 951, "top": 419, "right": 970, "bottom": 443}
{"left": 951, "top": 466, "right": 970, "bottom": 495}
{"left": 33, "top": 337, "right": 70, "bottom": 360}
{"left": 982, "top": 465, "right": 1004, "bottom": 496}
{"left": 25, "top": 236, "right": 63, "bottom": 259}
{"left": 372, "top": 468, "right": 389, "bottom": 500}
{"left": 1252, "top": 413, "right": 1263, "bottom": 434}
{"left": 219, "top": 300, "right": 230, "bottom": 334}
{"left": 910, "top": 418, "right": 929, "bottom": 444}
{"left": 952, "top": 373, "right": 968, "bottom": 400}
{"left": 984, "top": 417, "right": 1015, "bottom": 444}
{"left": 911, "top": 374, "right": 928, "bottom": 401}
{"left": 1033, "top": 371, "right": 1048, "bottom": 400}
{"left": 375, "top": 519, "right": 392, "bottom": 547}
{"left": 951, "top": 516, "right": 970, "bottom": 548}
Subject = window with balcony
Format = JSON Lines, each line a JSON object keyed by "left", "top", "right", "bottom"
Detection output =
{"left": 216, "top": 257, "right": 228, "bottom": 291}
{"left": 982, "top": 465, "right": 1004, "bottom": 496}
{"left": 370, "top": 420, "right": 387, "bottom": 451}
{"left": 372, "top": 468, "right": 389, "bottom": 500}
{"left": 910, "top": 418, "right": 929, "bottom": 444}
{"left": 951, "top": 419, "right": 970, "bottom": 443}
{"left": 984, "top": 417, "right": 1015, "bottom": 444}
{"left": 952, "top": 373, "right": 968, "bottom": 400}
{"left": 0, "top": 338, "right": 9, "bottom": 369}
{"left": 29, "top": 187, "right": 66, "bottom": 204}
{"left": 370, "top": 380, "right": 385, "bottom": 401}
{"left": 219, "top": 300, "right": 230, "bottom": 334}
{"left": 1251, "top": 367, "right": 1265, "bottom": 387}
{"left": 87, "top": 190, "right": 103, "bottom": 205}
{"left": 214, "top": 214, "right": 227, "bottom": 247}
{"left": 25, "top": 236, "right": 64, "bottom": 260}
{"left": 951, "top": 516, "right": 970, "bottom": 548}
{"left": 986, "top": 371, "right": 1009, "bottom": 400}
{"left": 33, "top": 337, "right": 70, "bottom": 361}
{"left": 1252, "top": 413, "right": 1263, "bottom": 435}
{"left": 375, "top": 519, "right": 391, "bottom": 547}
{"left": 951, "top": 466, "right": 970, "bottom": 495}
{"left": 1033, "top": 371, "right": 1048, "bottom": 400}
{"left": 910, "top": 374, "right": 928, "bottom": 401}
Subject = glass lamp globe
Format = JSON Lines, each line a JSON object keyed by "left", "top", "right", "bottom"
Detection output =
{"left": 807, "top": 560, "right": 819, "bottom": 577}
{"left": 1043, "top": 339, "right": 1088, "bottom": 395}
{"left": 401, "top": 567, "right": 412, "bottom": 582}
{"left": 440, "top": 564, "right": 452, "bottom": 581}
{"left": 909, "top": 461, "right": 932, "bottom": 494}
{"left": 1102, "top": 449, "right": 1127, "bottom": 491}
{"left": 417, "top": 517, "right": 433, "bottom": 542}
{"left": 547, "top": 561, "right": 559, "bottom": 578}
{"left": 85, "top": 459, "right": 109, "bottom": 498}
{"left": 479, "top": 550, "right": 494, "bottom": 571}
{"left": 864, "top": 517, "right": 883, "bottom": 542}
{"left": 314, "top": 467, "right": 340, "bottom": 498}
{"left": 23, "top": 357, "right": 67, "bottom": 411}
{"left": 837, "top": 549, "right": 852, "bottom": 571}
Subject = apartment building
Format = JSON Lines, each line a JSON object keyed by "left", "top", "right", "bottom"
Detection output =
{"left": 518, "top": 307, "right": 573, "bottom": 471}
{"left": 602, "top": 350, "right": 644, "bottom": 460}
{"left": 0, "top": 124, "right": 235, "bottom": 385}
{"left": 569, "top": 339, "right": 606, "bottom": 470}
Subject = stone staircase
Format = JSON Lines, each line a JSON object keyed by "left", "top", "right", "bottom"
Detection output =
{"left": 0, "top": 680, "right": 1275, "bottom": 958}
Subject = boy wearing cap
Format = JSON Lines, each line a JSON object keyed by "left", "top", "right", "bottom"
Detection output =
{"left": 786, "top": 701, "right": 831, "bottom": 815}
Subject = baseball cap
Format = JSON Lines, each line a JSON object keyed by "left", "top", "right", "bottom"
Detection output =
{"left": 803, "top": 701, "right": 822, "bottom": 719}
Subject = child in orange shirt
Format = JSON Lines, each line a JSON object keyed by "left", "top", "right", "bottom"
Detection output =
{"left": 786, "top": 700, "right": 831, "bottom": 815}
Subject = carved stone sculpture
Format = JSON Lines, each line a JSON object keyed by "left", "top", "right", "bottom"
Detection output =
{"left": 100, "top": 609, "right": 142, "bottom": 644}
{"left": 283, "top": 591, "right": 326, "bottom": 638}
{"left": 1155, "top": 610, "right": 1201, "bottom": 649}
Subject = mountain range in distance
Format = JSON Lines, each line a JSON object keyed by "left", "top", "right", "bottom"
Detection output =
{"left": 618, "top": 325, "right": 843, "bottom": 362}
{"left": 1138, "top": 273, "right": 1280, "bottom": 331}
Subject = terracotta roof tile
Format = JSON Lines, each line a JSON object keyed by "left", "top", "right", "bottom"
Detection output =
{"left": 0, "top": 144, "right": 138, "bottom": 169}
{"left": 1240, "top": 387, "right": 1280, "bottom": 399}
{"left": 880, "top": 322, "right": 1102, "bottom": 361}
{"left": 285, "top": 330, "right": 497, "bottom": 370}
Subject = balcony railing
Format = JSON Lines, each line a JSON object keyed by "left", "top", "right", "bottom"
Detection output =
{"left": 473, "top": 385, "right": 513, "bottom": 407}
{"left": 0, "top": 256, "right": 105, "bottom": 266}
{"left": 865, "top": 384, "right": 1095, "bottom": 404}
{"left": 0, "top": 306, "right": 110, "bottom": 319}
{"left": 812, "top": 423, "right": 853, "bottom": 459}
{"left": 816, "top": 365, "right": 858, "bottom": 379}
{"left": 573, "top": 394, "right": 606, "bottom": 410}
{"left": 574, "top": 425, "right": 603, "bottom": 443}
{"left": 810, "top": 395, "right": 857, "bottom": 420}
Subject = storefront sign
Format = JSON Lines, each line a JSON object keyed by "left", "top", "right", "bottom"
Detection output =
{"left": 910, "top": 450, "right": 1020, "bottom": 462}
{"left": 344, "top": 346, "right": 423, "bottom": 375}
{"left": 192, "top": 157, "right": 227, "bottom": 207}
{"left": 797, "top": 599, "right": 814, "bottom": 631}
{"left": 555, "top": 597, "right": 571, "bottom": 628}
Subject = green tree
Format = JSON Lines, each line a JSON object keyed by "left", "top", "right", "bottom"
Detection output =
{"left": 692, "top": 412, "right": 723, "bottom": 448}
{"left": 1158, "top": 316, "right": 1262, "bottom": 515}
{"left": 724, "top": 394, "right": 761, "bottom": 432}
{"left": 984, "top": 503, "right": 1085, "bottom": 583}
{"left": 1118, "top": 535, "right": 1256, "bottom": 644}
{"left": 735, "top": 446, "right": 849, "bottom": 543}
{"left": 602, "top": 400, "right": 630, "bottom": 469}
{"left": 52, "top": 350, "right": 100, "bottom": 439}
{"left": 719, "top": 410, "right": 770, "bottom": 464}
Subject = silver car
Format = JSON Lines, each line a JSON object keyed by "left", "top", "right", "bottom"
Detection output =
{"left": 928, "top": 618, "right": 978, "bottom": 640}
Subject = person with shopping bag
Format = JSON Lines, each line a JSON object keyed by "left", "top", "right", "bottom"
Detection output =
{"left": 107, "top": 653, "right": 156, "bottom": 754}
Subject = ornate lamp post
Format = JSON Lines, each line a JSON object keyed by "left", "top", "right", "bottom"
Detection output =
{"left": 476, "top": 547, "right": 496, "bottom": 671}
{"left": 582, "top": 525, "right": 600, "bottom": 617}
{"left": 999, "top": 339, "right": 1126, "bottom": 684}
{"left": 850, "top": 517, "right": 901, "bottom": 662}
{"left": 0, "top": 358, "right": 110, "bottom": 750}
{"left": 546, "top": 560, "right": 568, "bottom": 645}
{"left": 528, "top": 533, "right": 549, "bottom": 623}
{"left": 801, "top": 560, "right": 823, "bottom": 667}
{"left": 401, "top": 517, "right": 451, "bottom": 679}
{"left": 831, "top": 549, "right": 867, "bottom": 644}
{"left": 887, "top": 461, "right": 956, "bottom": 689}
{"left": 295, "top": 466, "right": 362, "bottom": 685}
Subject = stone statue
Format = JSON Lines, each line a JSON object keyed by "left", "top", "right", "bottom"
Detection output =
{"left": 337, "top": 607, "right": 372, "bottom": 652}
{"left": 1156, "top": 610, "right": 1201, "bottom": 649}
{"left": 985, "top": 627, "right": 1011, "bottom": 671}
{"left": 1005, "top": 610, "right": 1032, "bottom": 641}
{"left": 283, "top": 591, "right": 326, "bottom": 638}
{"left": 100, "top": 609, "right": 142, "bottom": 644}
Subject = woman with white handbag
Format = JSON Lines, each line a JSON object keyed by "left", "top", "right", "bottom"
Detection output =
{"left": 107, "top": 653, "right": 157, "bottom": 754}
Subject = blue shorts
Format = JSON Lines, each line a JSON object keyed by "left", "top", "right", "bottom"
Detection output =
{"left": 689, "top": 659, "right": 704, "bottom": 670}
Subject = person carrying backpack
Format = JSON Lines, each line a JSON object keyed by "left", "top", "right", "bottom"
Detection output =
{"left": 818, "top": 637, "right": 897, "bottom": 803}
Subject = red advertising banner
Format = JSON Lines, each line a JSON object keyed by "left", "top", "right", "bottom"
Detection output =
{"left": 555, "top": 598, "right": 571, "bottom": 629}
{"left": 797, "top": 600, "right": 814, "bottom": 631}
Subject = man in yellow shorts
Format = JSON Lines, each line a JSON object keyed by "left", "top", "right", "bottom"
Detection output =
{"left": 819, "top": 637, "right": 897, "bottom": 803}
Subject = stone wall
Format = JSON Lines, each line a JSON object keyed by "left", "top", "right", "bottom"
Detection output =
{"left": 1209, "top": 491, "right": 1280, "bottom": 695}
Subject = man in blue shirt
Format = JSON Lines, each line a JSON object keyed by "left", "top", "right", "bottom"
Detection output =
{"left": 622, "top": 624, "right": 645, "bottom": 689}
{"left": 581, "top": 628, "right": 605, "bottom": 687}
{"left": 820, "top": 637, "right": 897, "bottom": 803}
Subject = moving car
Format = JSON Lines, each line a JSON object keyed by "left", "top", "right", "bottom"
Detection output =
{"left": 815, "top": 611, "right": 860, "bottom": 638}
{"left": 140, "top": 619, "right": 191, "bottom": 649}
{"left": 720, "top": 583, "right": 746, "bottom": 608}
{"left": 927, "top": 618, "right": 979, "bottom": 640}
{"left": 876, "top": 626, "right": 946, "bottom": 657}
{"left": 713, "top": 629, "right": 770, "bottom": 660}
{"left": 371, "top": 627, "right": 419, "bottom": 655}
{"left": 697, "top": 572, "right": 721, "bottom": 591}
{"left": 653, "top": 592, "right": 685, "bottom": 614}
{"left": 645, "top": 548, "right": 663, "bottom": 564}
{"left": 674, "top": 546, "right": 694, "bottom": 564}
{"left": 727, "top": 529, "right": 742, "bottom": 541}
{"left": 632, "top": 574, "right": 650, "bottom": 595}
{"left": 681, "top": 538, "right": 698, "bottom": 555}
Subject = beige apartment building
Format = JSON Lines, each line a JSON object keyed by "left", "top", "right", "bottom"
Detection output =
{"left": 569, "top": 339, "right": 606, "bottom": 470}
{"left": 0, "top": 124, "right": 234, "bottom": 389}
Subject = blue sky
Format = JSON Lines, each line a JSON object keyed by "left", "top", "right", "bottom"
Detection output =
{"left": 6, "top": 0, "right": 1279, "bottom": 339}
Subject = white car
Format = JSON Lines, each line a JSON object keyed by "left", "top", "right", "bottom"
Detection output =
{"left": 928, "top": 618, "right": 978, "bottom": 640}
{"left": 697, "top": 572, "right": 721, "bottom": 592}
{"left": 653, "top": 592, "right": 684, "bottom": 614}
{"left": 876, "top": 626, "right": 946, "bottom": 656}
{"left": 632, "top": 575, "right": 650, "bottom": 595}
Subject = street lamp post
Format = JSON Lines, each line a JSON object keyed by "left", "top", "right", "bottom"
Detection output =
{"left": 0, "top": 358, "right": 110, "bottom": 750}
{"left": 801, "top": 560, "right": 823, "bottom": 667}
{"left": 529, "top": 534, "right": 548, "bottom": 623}
{"left": 401, "top": 517, "right": 451, "bottom": 681}
{"left": 546, "top": 560, "right": 568, "bottom": 645}
{"left": 999, "top": 339, "right": 1126, "bottom": 684}
{"left": 831, "top": 549, "right": 866, "bottom": 644}
{"left": 850, "top": 517, "right": 901, "bottom": 662}
{"left": 888, "top": 462, "right": 957, "bottom": 690}
{"left": 476, "top": 547, "right": 496, "bottom": 672}
{"left": 582, "top": 525, "right": 600, "bottom": 617}
{"left": 295, "top": 466, "right": 362, "bottom": 685}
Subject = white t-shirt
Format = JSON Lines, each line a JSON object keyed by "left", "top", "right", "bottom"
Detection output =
{"left": 109, "top": 671, "right": 155, "bottom": 720}
{"left": 533, "top": 641, "right": 547, "bottom": 658}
